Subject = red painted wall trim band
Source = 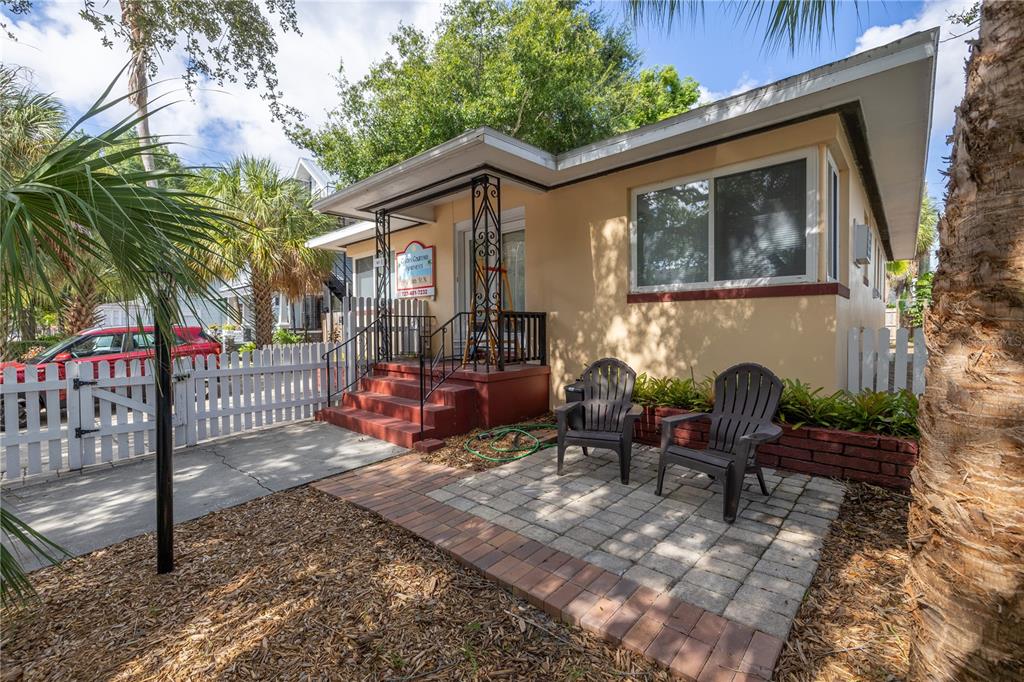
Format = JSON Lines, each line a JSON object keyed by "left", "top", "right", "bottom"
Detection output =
{"left": 627, "top": 281, "right": 851, "bottom": 303}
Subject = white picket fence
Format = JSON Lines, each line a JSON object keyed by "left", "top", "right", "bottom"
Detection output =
{"left": 1, "top": 342, "right": 327, "bottom": 483}
{"left": 847, "top": 327, "right": 927, "bottom": 395}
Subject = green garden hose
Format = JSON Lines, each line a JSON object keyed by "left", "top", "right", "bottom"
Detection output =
{"left": 464, "top": 422, "right": 557, "bottom": 462}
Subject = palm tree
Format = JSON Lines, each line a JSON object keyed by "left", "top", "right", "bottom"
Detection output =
{"left": 1, "top": 70, "right": 238, "bottom": 603}
{"left": 887, "top": 190, "right": 939, "bottom": 317}
{"left": 629, "top": 1, "right": 1022, "bottom": 679}
{"left": 191, "top": 157, "right": 333, "bottom": 347}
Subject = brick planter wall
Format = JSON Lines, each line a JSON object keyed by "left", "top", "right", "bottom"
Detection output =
{"left": 634, "top": 406, "right": 918, "bottom": 490}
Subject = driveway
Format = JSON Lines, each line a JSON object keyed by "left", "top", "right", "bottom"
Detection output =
{"left": 1, "top": 420, "right": 405, "bottom": 571}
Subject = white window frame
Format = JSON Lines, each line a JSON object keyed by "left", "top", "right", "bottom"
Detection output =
{"left": 629, "top": 147, "right": 819, "bottom": 293}
{"left": 826, "top": 152, "right": 840, "bottom": 282}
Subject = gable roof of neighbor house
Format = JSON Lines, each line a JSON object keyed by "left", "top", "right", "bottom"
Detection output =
{"left": 311, "top": 28, "right": 938, "bottom": 260}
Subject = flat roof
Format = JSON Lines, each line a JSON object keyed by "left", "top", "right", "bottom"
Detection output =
{"left": 313, "top": 29, "right": 938, "bottom": 259}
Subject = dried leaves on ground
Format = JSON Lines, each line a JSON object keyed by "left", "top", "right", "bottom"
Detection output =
{"left": 776, "top": 482, "right": 912, "bottom": 681}
{"left": 419, "top": 415, "right": 556, "bottom": 472}
{"left": 1, "top": 486, "right": 667, "bottom": 682}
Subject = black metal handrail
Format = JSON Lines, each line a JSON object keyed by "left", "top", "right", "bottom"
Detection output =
{"left": 416, "top": 310, "right": 547, "bottom": 436}
{"left": 323, "top": 313, "right": 434, "bottom": 404}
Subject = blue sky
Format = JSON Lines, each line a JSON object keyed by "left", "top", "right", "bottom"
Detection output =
{"left": 2, "top": 1, "right": 976, "bottom": 204}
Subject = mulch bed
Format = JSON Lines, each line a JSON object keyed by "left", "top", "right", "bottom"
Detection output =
{"left": 775, "top": 482, "right": 912, "bottom": 681}
{"left": 419, "top": 415, "right": 556, "bottom": 472}
{"left": 1, "top": 486, "right": 668, "bottom": 682}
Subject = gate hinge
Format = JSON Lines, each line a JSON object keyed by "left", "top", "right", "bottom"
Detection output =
{"left": 174, "top": 373, "right": 191, "bottom": 382}
{"left": 73, "top": 378, "right": 98, "bottom": 390}
{"left": 74, "top": 427, "right": 99, "bottom": 438}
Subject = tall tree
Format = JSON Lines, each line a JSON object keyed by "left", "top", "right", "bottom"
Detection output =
{"left": 191, "top": 157, "right": 333, "bottom": 347}
{"left": 1, "top": 72, "right": 237, "bottom": 603}
{"left": 0, "top": 0, "right": 302, "bottom": 174}
{"left": 908, "top": 2, "right": 1023, "bottom": 678}
{"left": 887, "top": 189, "right": 939, "bottom": 310}
{"left": 291, "top": 0, "right": 700, "bottom": 183}
{"left": 628, "top": 1, "right": 1022, "bottom": 679}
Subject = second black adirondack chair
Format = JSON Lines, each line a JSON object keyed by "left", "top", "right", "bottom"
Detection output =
{"left": 656, "top": 363, "right": 784, "bottom": 522}
{"left": 555, "top": 358, "right": 642, "bottom": 484}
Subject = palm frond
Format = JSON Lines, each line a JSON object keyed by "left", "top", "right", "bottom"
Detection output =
{"left": 1, "top": 507, "right": 68, "bottom": 607}
{"left": 1, "top": 69, "right": 240, "bottom": 336}
{"left": 627, "top": 0, "right": 850, "bottom": 54}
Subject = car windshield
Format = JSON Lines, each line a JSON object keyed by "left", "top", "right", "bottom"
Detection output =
{"left": 24, "top": 336, "right": 77, "bottom": 363}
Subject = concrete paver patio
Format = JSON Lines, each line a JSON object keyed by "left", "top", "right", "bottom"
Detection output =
{"left": 316, "top": 446, "right": 847, "bottom": 680}
{"left": 427, "top": 445, "right": 845, "bottom": 639}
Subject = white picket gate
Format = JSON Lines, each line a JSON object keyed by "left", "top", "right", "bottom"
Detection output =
{"left": 847, "top": 327, "right": 927, "bottom": 395}
{"left": 0, "top": 342, "right": 327, "bottom": 483}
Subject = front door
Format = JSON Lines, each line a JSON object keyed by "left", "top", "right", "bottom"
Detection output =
{"left": 457, "top": 208, "right": 526, "bottom": 313}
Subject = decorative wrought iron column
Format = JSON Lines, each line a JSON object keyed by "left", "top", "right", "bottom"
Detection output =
{"left": 374, "top": 208, "right": 392, "bottom": 363}
{"left": 470, "top": 174, "right": 503, "bottom": 370}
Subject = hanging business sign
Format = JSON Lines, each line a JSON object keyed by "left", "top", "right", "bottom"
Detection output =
{"left": 395, "top": 240, "right": 436, "bottom": 298}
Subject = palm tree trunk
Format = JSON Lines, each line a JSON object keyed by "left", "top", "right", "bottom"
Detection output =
{"left": 250, "top": 268, "right": 275, "bottom": 348}
{"left": 60, "top": 273, "right": 101, "bottom": 335}
{"left": 120, "top": 0, "right": 156, "bottom": 176}
{"left": 908, "top": 2, "right": 1024, "bottom": 680}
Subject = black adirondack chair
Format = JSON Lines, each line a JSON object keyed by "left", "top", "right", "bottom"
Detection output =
{"left": 656, "top": 363, "right": 784, "bottom": 522}
{"left": 555, "top": 358, "right": 642, "bottom": 484}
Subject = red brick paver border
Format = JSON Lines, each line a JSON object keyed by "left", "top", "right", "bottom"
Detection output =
{"left": 313, "top": 455, "right": 785, "bottom": 681}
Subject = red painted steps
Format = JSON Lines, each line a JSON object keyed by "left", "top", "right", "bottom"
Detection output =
{"left": 316, "top": 366, "right": 477, "bottom": 447}
{"left": 317, "top": 406, "right": 432, "bottom": 449}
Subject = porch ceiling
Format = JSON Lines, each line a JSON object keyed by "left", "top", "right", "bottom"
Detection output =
{"left": 314, "top": 29, "right": 937, "bottom": 260}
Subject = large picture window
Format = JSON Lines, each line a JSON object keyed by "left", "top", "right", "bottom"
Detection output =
{"left": 635, "top": 180, "right": 709, "bottom": 286}
{"left": 631, "top": 150, "right": 817, "bottom": 291}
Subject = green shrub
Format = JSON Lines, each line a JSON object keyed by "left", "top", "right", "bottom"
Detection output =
{"left": 272, "top": 327, "right": 303, "bottom": 345}
{"left": 238, "top": 341, "right": 257, "bottom": 354}
{"left": 633, "top": 373, "right": 919, "bottom": 438}
{"left": 906, "top": 271, "right": 934, "bottom": 327}
{"left": 4, "top": 336, "right": 65, "bottom": 362}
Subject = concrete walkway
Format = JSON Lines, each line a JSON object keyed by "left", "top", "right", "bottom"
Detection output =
{"left": 1, "top": 421, "right": 404, "bottom": 571}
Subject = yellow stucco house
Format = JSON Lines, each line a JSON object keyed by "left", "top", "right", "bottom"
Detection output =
{"left": 308, "top": 29, "right": 937, "bottom": 423}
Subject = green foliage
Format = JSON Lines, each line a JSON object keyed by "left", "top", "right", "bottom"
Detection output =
{"left": 627, "top": 0, "right": 850, "bottom": 54}
{"left": 75, "top": 0, "right": 302, "bottom": 123}
{"left": 292, "top": 0, "right": 700, "bottom": 183}
{"left": 272, "top": 327, "right": 303, "bottom": 345}
{"left": 3, "top": 336, "right": 63, "bottom": 362}
{"left": 633, "top": 373, "right": 919, "bottom": 437}
{"left": 917, "top": 190, "right": 939, "bottom": 259}
{"left": 906, "top": 271, "right": 934, "bottom": 328}
{"left": 1, "top": 506, "right": 68, "bottom": 607}
{"left": 238, "top": 341, "right": 257, "bottom": 354}
{"left": 1, "top": 66, "right": 236, "bottom": 348}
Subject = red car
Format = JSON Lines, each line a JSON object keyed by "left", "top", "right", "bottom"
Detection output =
{"left": 1, "top": 325, "right": 221, "bottom": 385}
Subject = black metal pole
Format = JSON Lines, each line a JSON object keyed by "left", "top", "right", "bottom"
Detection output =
{"left": 154, "top": 295, "right": 174, "bottom": 574}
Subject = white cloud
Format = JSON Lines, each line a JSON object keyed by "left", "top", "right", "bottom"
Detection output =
{"left": 852, "top": 0, "right": 978, "bottom": 169}
{"left": 1, "top": 0, "right": 444, "bottom": 171}
{"left": 698, "top": 72, "right": 764, "bottom": 105}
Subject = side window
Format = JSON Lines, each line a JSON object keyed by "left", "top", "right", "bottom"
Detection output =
{"left": 826, "top": 159, "right": 839, "bottom": 281}
{"left": 131, "top": 332, "right": 156, "bottom": 351}
{"left": 69, "top": 333, "right": 124, "bottom": 358}
{"left": 132, "top": 331, "right": 189, "bottom": 350}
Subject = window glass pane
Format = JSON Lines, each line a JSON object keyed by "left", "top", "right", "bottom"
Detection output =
{"left": 827, "top": 167, "right": 839, "bottom": 280}
{"left": 502, "top": 230, "right": 526, "bottom": 311}
{"left": 714, "top": 159, "right": 807, "bottom": 281}
{"left": 132, "top": 332, "right": 155, "bottom": 350}
{"left": 636, "top": 180, "right": 709, "bottom": 286}
{"left": 69, "top": 333, "right": 123, "bottom": 358}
